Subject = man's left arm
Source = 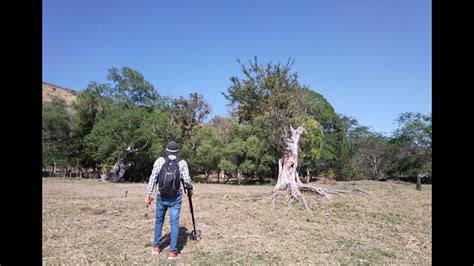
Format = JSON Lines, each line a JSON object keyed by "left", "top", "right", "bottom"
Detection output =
{"left": 180, "top": 160, "right": 193, "bottom": 194}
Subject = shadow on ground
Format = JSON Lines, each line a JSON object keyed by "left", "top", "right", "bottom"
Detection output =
{"left": 159, "top": 226, "right": 189, "bottom": 253}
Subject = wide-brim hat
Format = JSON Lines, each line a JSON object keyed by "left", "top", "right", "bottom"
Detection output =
{"left": 165, "top": 141, "right": 179, "bottom": 155}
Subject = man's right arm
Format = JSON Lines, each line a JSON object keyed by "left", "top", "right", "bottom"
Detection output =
{"left": 145, "top": 157, "right": 164, "bottom": 206}
{"left": 146, "top": 157, "right": 165, "bottom": 195}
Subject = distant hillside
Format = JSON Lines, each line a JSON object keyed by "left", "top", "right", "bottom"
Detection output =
{"left": 42, "top": 82, "right": 79, "bottom": 112}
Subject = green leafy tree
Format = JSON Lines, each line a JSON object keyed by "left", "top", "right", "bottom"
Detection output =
{"left": 104, "top": 67, "right": 165, "bottom": 108}
{"left": 170, "top": 93, "right": 211, "bottom": 140}
{"left": 69, "top": 83, "right": 110, "bottom": 174}
{"left": 218, "top": 159, "right": 237, "bottom": 183}
{"left": 223, "top": 57, "right": 300, "bottom": 152}
{"left": 388, "top": 112, "right": 432, "bottom": 180}
{"left": 351, "top": 130, "right": 389, "bottom": 180}
{"left": 223, "top": 57, "right": 343, "bottom": 180}
{"left": 193, "top": 125, "right": 223, "bottom": 182}
{"left": 42, "top": 96, "right": 73, "bottom": 174}
{"left": 85, "top": 103, "right": 178, "bottom": 181}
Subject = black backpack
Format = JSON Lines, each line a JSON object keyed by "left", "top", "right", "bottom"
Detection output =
{"left": 157, "top": 157, "right": 182, "bottom": 198}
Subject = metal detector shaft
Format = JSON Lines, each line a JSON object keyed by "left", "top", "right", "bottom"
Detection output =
{"left": 182, "top": 179, "right": 197, "bottom": 233}
{"left": 187, "top": 193, "right": 197, "bottom": 232}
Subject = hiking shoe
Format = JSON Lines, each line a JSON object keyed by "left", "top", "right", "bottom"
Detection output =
{"left": 151, "top": 246, "right": 161, "bottom": 254}
{"left": 168, "top": 252, "right": 178, "bottom": 260}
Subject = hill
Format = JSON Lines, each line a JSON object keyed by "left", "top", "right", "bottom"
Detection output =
{"left": 42, "top": 82, "right": 79, "bottom": 112}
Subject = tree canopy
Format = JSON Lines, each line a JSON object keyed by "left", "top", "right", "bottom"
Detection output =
{"left": 42, "top": 61, "right": 431, "bottom": 184}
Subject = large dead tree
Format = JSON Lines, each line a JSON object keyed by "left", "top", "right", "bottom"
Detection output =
{"left": 100, "top": 141, "right": 148, "bottom": 182}
{"left": 271, "top": 125, "right": 337, "bottom": 211}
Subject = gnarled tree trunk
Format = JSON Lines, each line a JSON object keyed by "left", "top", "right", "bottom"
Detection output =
{"left": 236, "top": 169, "right": 242, "bottom": 185}
{"left": 100, "top": 141, "right": 148, "bottom": 182}
{"left": 270, "top": 125, "right": 333, "bottom": 211}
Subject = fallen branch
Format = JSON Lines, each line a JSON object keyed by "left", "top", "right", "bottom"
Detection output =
{"left": 298, "top": 184, "right": 332, "bottom": 199}
{"left": 354, "top": 188, "right": 373, "bottom": 196}
{"left": 327, "top": 189, "right": 352, "bottom": 194}
{"left": 221, "top": 235, "right": 262, "bottom": 238}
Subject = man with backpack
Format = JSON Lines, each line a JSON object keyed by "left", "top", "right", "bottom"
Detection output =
{"left": 144, "top": 140, "right": 193, "bottom": 260}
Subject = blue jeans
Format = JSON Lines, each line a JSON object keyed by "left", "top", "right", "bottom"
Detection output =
{"left": 154, "top": 191, "right": 182, "bottom": 252}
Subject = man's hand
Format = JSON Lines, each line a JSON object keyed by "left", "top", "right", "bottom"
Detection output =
{"left": 185, "top": 183, "right": 193, "bottom": 196}
{"left": 144, "top": 195, "right": 153, "bottom": 207}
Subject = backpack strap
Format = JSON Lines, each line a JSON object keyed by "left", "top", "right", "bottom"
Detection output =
{"left": 176, "top": 157, "right": 183, "bottom": 178}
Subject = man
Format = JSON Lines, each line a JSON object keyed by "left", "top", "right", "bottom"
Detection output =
{"left": 145, "top": 140, "right": 193, "bottom": 260}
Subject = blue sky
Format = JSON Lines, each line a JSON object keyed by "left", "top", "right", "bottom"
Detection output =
{"left": 43, "top": 0, "right": 431, "bottom": 135}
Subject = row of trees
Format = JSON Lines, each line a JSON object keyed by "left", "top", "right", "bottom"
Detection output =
{"left": 42, "top": 58, "right": 431, "bottom": 183}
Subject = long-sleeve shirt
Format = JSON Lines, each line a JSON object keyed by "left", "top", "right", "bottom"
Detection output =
{"left": 146, "top": 155, "right": 192, "bottom": 196}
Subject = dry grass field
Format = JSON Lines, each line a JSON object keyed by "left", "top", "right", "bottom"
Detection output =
{"left": 43, "top": 178, "right": 431, "bottom": 264}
